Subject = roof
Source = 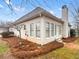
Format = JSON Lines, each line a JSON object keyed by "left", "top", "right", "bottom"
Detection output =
{"left": 0, "top": 25, "right": 9, "bottom": 28}
{"left": 0, "top": 26, "right": 8, "bottom": 28}
{"left": 14, "top": 7, "right": 64, "bottom": 25}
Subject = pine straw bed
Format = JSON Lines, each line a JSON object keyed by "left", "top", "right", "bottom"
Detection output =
{"left": 62, "top": 37, "right": 78, "bottom": 43}
{"left": 3, "top": 37, "right": 64, "bottom": 59}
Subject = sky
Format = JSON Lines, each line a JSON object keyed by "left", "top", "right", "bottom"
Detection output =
{"left": 0, "top": 0, "right": 79, "bottom": 25}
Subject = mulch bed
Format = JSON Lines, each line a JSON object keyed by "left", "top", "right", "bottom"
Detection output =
{"left": 62, "top": 37, "right": 78, "bottom": 43}
{"left": 2, "top": 37, "right": 64, "bottom": 59}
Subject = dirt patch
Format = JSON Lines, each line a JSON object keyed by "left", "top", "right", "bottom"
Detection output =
{"left": 0, "top": 52, "right": 18, "bottom": 59}
{"left": 0, "top": 38, "right": 16, "bottom": 59}
{"left": 64, "top": 43, "right": 79, "bottom": 50}
{"left": 0, "top": 38, "right": 7, "bottom": 45}
{"left": 63, "top": 37, "right": 79, "bottom": 50}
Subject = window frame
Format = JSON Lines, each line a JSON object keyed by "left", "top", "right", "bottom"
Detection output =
{"left": 55, "top": 24, "right": 57, "bottom": 35}
{"left": 45, "top": 22, "right": 50, "bottom": 37}
{"left": 30, "top": 23, "right": 34, "bottom": 36}
{"left": 24, "top": 25, "right": 26, "bottom": 30}
{"left": 35, "top": 22, "right": 40, "bottom": 38}
{"left": 50, "top": 23, "right": 54, "bottom": 36}
{"left": 59, "top": 25, "right": 62, "bottom": 35}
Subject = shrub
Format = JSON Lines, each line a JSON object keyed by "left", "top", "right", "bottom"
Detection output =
{"left": 1, "top": 32, "right": 14, "bottom": 38}
{"left": 70, "top": 29, "right": 76, "bottom": 37}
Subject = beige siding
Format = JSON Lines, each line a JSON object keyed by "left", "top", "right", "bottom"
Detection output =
{"left": 9, "top": 16, "right": 65, "bottom": 45}
{"left": 41, "top": 17, "right": 63, "bottom": 44}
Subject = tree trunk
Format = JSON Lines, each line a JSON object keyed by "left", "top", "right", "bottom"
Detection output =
{"left": 19, "top": 30, "right": 21, "bottom": 38}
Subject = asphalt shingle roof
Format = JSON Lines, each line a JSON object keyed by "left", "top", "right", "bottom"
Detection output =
{"left": 14, "top": 7, "right": 64, "bottom": 25}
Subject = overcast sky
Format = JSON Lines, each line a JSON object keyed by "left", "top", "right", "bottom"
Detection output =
{"left": 0, "top": 0, "right": 79, "bottom": 25}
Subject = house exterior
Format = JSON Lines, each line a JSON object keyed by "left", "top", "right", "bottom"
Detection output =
{"left": 0, "top": 27, "right": 8, "bottom": 33}
{"left": 0, "top": 26, "right": 9, "bottom": 37}
{"left": 9, "top": 5, "right": 70, "bottom": 45}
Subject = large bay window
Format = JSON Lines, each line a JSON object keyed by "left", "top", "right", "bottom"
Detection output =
{"left": 45, "top": 22, "right": 62, "bottom": 37}
{"left": 30, "top": 22, "right": 40, "bottom": 38}
{"left": 30, "top": 21, "right": 62, "bottom": 38}
{"left": 45, "top": 22, "right": 50, "bottom": 37}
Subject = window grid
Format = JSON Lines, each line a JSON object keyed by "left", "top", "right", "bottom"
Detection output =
{"left": 24, "top": 25, "right": 26, "bottom": 30}
{"left": 30, "top": 23, "right": 34, "bottom": 36}
{"left": 36, "top": 22, "right": 40, "bottom": 37}
{"left": 51, "top": 23, "right": 54, "bottom": 36}
{"left": 30, "top": 22, "right": 40, "bottom": 38}
{"left": 59, "top": 25, "right": 62, "bottom": 35}
{"left": 55, "top": 25, "right": 57, "bottom": 35}
{"left": 46, "top": 22, "right": 50, "bottom": 37}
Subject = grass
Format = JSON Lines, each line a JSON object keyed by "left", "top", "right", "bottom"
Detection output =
{"left": 38, "top": 37, "right": 79, "bottom": 59}
{"left": 49, "top": 47, "right": 79, "bottom": 59}
{"left": 37, "top": 47, "right": 79, "bottom": 59}
{"left": 0, "top": 43, "right": 8, "bottom": 54}
{"left": 74, "top": 38, "right": 79, "bottom": 44}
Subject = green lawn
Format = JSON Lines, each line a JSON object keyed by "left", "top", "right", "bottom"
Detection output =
{"left": 0, "top": 43, "right": 8, "bottom": 54}
{"left": 38, "top": 37, "right": 79, "bottom": 59}
{"left": 37, "top": 47, "right": 79, "bottom": 59}
{"left": 49, "top": 47, "right": 79, "bottom": 59}
{"left": 46, "top": 37, "right": 79, "bottom": 59}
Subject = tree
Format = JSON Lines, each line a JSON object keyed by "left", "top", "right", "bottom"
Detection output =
{"left": 15, "top": 25, "right": 23, "bottom": 38}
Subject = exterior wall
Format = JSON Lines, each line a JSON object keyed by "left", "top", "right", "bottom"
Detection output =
{"left": 19, "top": 17, "right": 42, "bottom": 45}
{"left": 9, "top": 17, "right": 43, "bottom": 44}
{"left": 0, "top": 28, "right": 9, "bottom": 37}
{"left": 41, "top": 17, "right": 63, "bottom": 44}
{"left": 10, "top": 16, "right": 63, "bottom": 45}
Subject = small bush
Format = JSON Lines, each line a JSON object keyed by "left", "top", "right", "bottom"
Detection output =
{"left": 70, "top": 29, "right": 76, "bottom": 37}
{"left": 1, "top": 32, "right": 14, "bottom": 38}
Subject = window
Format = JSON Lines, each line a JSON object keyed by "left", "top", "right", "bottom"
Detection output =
{"left": 45, "top": 22, "right": 50, "bottom": 37}
{"left": 51, "top": 23, "right": 54, "bottom": 36}
{"left": 55, "top": 25, "right": 57, "bottom": 35}
{"left": 59, "top": 25, "right": 62, "bottom": 35}
{"left": 57, "top": 25, "right": 60, "bottom": 35}
{"left": 24, "top": 25, "right": 26, "bottom": 30}
{"left": 30, "top": 23, "right": 34, "bottom": 36}
{"left": 36, "top": 22, "right": 40, "bottom": 37}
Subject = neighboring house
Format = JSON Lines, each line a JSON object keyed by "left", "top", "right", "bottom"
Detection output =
{"left": 0, "top": 22, "right": 12, "bottom": 34}
{"left": 9, "top": 5, "right": 70, "bottom": 45}
{"left": 0, "top": 26, "right": 9, "bottom": 37}
{"left": 0, "top": 26, "right": 9, "bottom": 33}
